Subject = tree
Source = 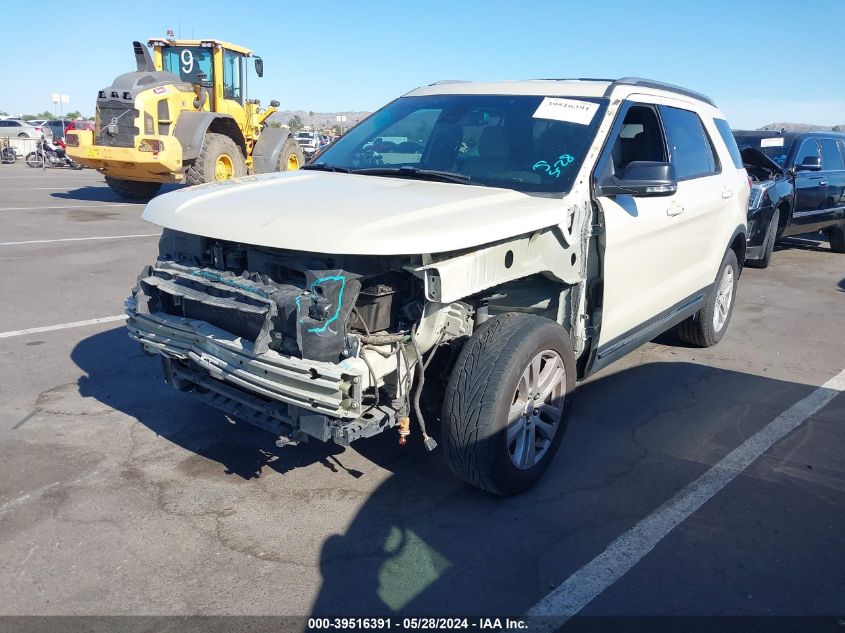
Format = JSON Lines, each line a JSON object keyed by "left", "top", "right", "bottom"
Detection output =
{"left": 833, "top": 125, "right": 841, "bottom": 132}
{"left": 309, "top": 110, "right": 315, "bottom": 127}
{"left": 65, "top": 110, "right": 82, "bottom": 120}
{"left": 288, "top": 115, "right": 304, "bottom": 132}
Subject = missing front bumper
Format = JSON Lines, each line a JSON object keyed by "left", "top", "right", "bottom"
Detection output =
{"left": 127, "top": 310, "right": 392, "bottom": 444}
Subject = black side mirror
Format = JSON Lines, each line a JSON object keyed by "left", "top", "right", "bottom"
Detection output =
{"left": 596, "top": 161, "right": 678, "bottom": 198}
{"left": 795, "top": 155, "right": 822, "bottom": 172}
{"left": 269, "top": 100, "right": 280, "bottom": 108}
{"left": 254, "top": 57, "right": 264, "bottom": 78}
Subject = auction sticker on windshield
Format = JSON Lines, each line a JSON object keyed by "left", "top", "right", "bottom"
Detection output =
{"left": 760, "top": 137, "right": 785, "bottom": 148}
{"left": 533, "top": 97, "right": 599, "bottom": 125}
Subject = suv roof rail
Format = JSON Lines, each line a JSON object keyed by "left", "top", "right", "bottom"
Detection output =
{"left": 606, "top": 77, "right": 716, "bottom": 107}
{"left": 429, "top": 80, "right": 469, "bottom": 85}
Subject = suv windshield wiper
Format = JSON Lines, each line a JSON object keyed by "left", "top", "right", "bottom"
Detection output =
{"left": 300, "top": 164, "right": 351, "bottom": 173}
{"left": 351, "top": 166, "right": 477, "bottom": 185}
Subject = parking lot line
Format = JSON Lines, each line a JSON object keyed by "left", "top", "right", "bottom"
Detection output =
{"left": 0, "top": 315, "right": 127, "bottom": 339}
{"left": 0, "top": 204, "right": 140, "bottom": 211}
{"left": 0, "top": 234, "right": 159, "bottom": 246}
{"left": 526, "top": 367, "right": 845, "bottom": 629}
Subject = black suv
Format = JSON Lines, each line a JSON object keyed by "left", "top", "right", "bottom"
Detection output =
{"left": 735, "top": 130, "right": 845, "bottom": 267}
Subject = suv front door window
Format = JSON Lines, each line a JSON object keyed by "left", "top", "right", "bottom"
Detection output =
{"left": 793, "top": 139, "right": 827, "bottom": 220}
{"left": 596, "top": 101, "right": 732, "bottom": 350}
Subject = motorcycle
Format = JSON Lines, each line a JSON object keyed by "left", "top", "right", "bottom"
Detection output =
{"left": 0, "top": 145, "right": 15, "bottom": 164}
{"left": 25, "top": 136, "right": 83, "bottom": 170}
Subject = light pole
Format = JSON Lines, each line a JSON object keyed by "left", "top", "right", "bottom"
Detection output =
{"left": 51, "top": 93, "right": 69, "bottom": 131}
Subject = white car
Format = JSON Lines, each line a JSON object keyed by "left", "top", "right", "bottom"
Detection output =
{"left": 294, "top": 131, "right": 320, "bottom": 157}
{"left": 127, "top": 77, "right": 749, "bottom": 495}
{"left": 0, "top": 119, "right": 41, "bottom": 138}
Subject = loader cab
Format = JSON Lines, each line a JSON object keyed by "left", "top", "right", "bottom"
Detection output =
{"left": 149, "top": 39, "right": 255, "bottom": 116}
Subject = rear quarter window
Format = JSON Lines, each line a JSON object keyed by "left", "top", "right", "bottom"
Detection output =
{"left": 713, "top": 118, "right": 744, "bottom": 169}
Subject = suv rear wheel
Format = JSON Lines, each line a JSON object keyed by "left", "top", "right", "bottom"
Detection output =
{"left": 676, "top": 248, "right": 739, "bottom": 347}
{"left": 442, "top": 313, "right": 575, "bottom": 496}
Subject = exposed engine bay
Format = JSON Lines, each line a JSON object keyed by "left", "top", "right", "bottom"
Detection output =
{"left": 740, "top": 146, "right": 784, "bottom": 183}
{"left": 128, "top": 228, "right": 579, "bottom": 448}
{"left": 137, "top": 229, "right": 427, "bottom": 362}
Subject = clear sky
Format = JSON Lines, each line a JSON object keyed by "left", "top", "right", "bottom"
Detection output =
{"left": 1, "top": 0, "right": 842, "bottom": 128}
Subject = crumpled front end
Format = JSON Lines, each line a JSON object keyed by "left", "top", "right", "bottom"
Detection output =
{"left": 126, "top": 255, "right": 390, "bottom": 445}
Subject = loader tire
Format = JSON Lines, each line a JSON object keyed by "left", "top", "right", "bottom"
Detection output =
{"left": 276, "top": 137, "right": 304, "bottom": 171}
{"left": 185, "top": 132, "right": 246, "bottom": 185}
{"left": 105, "top": 177, "right": 161, "bottom": 199}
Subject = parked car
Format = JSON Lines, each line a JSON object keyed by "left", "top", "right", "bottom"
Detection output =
{"left": 42, "top": 119, "right": 69, "bottom": 142}
{"left": 0, "top": 119, "right": 41, "bottom": 138}
{"left": 294, "top": 131, "right": 320, "bottom": 158}
{"left": 736, "top": 130, "right": 845, "bottom": 266}
{"left": 126, "top": 77, "right": 748, "bottom": 495}
{"left": 28, "top": 119, "right": 48, "bottom": 127}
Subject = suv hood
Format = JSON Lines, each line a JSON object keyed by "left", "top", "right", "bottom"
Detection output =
{"left": 740, "top": 146, "right": 784, "bottom": 176}
{"left": 142, "top": 170, "right": 566, "bottom": 255}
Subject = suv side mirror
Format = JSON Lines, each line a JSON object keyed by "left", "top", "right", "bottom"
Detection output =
{"left": 254, "top": 57, "right": 264, "bottom": 78}
{"left": 596, "top": 161, "right": 678, "bottom": 198}
{"left": 269, "top": 100, "right": 280, "bottom": 108}
{"left": 795, "top": 155, "right": 822, "bottom": 172}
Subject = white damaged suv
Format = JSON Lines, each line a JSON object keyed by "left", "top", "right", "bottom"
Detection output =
{"left": 128, "top": 77, "right": 749, "bottom": 495}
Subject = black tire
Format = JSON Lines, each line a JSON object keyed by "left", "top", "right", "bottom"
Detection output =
{"left": 829, "top": 221, "right": 845, "bottom": 253}
{"left": 24, "top": 152, "right": 41, "bottom": 168}
{"left": 746, "top": 208, "right": 779, "bottom": 269}
{"left": 185, "top": 132, "right": 247, "bottom": 185}
{"left": 442, "top": 313, "right": 576, "bottom": 496}
{"left": 275, "top": 137, "right": 304, "bottom": 171}
{"left": 676, "top": 248, "right": 739, "bottom": 347}
{"left": 1, "top": 149, "right": 15, "bottom": 164}
{"left": 18, "top": 133, "right": 27, "bottom": 139}
{"left": 104, "top": 176, "right": 162, "bottom": 199}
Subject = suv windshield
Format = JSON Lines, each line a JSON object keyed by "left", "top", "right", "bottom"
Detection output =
{"left": 313, "top": 94, "right": 608, "bottom": 193}
{"left": 734, "top": 134, "right": 794, "bottom": 167}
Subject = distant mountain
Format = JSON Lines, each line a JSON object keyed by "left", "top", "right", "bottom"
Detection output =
{"left": 268, "top": 110, "right": 372, "bottom": 130}
{"left": 758, "top": 122, "right": 843, "bottom": 132}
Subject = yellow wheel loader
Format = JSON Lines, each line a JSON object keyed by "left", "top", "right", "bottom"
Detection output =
{"left": 66, "top": 39, "right": 304, "bottom": 199}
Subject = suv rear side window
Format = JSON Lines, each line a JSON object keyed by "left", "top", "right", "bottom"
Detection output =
{"left": 819, "top": 138, "right": 844, "bottom": 170}
{"left": 659, "top": 106, "right": 720, "bottom": 180}
{"left": 713, "top": 118, "right": 743, "bottom": 168}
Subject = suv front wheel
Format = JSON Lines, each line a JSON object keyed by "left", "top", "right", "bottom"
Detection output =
{"left": 442, "top": 313, "right": 575, "bottom": 496}
{"left": 676, "top": 248, "right": 739, "bottom": 347}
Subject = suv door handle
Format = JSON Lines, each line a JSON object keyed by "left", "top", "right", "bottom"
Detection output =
{"left": 721, "top": 188, "right": 733, "bottom": 199}
{"left": 667, "top": 201, "right": 684, "bottom": 216}
{"left": 818, "top": 181, "right": 828, "bottom": 186}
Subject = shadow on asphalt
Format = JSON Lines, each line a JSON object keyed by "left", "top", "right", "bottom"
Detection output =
{"left": 70, "top": 325, "right": 834, "bottom": 617}
{"left": 774, "top": 233, "right": 831, "bottom": 254}
{"left": 51, "top": 183, "right": 182, "bottom": 203}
